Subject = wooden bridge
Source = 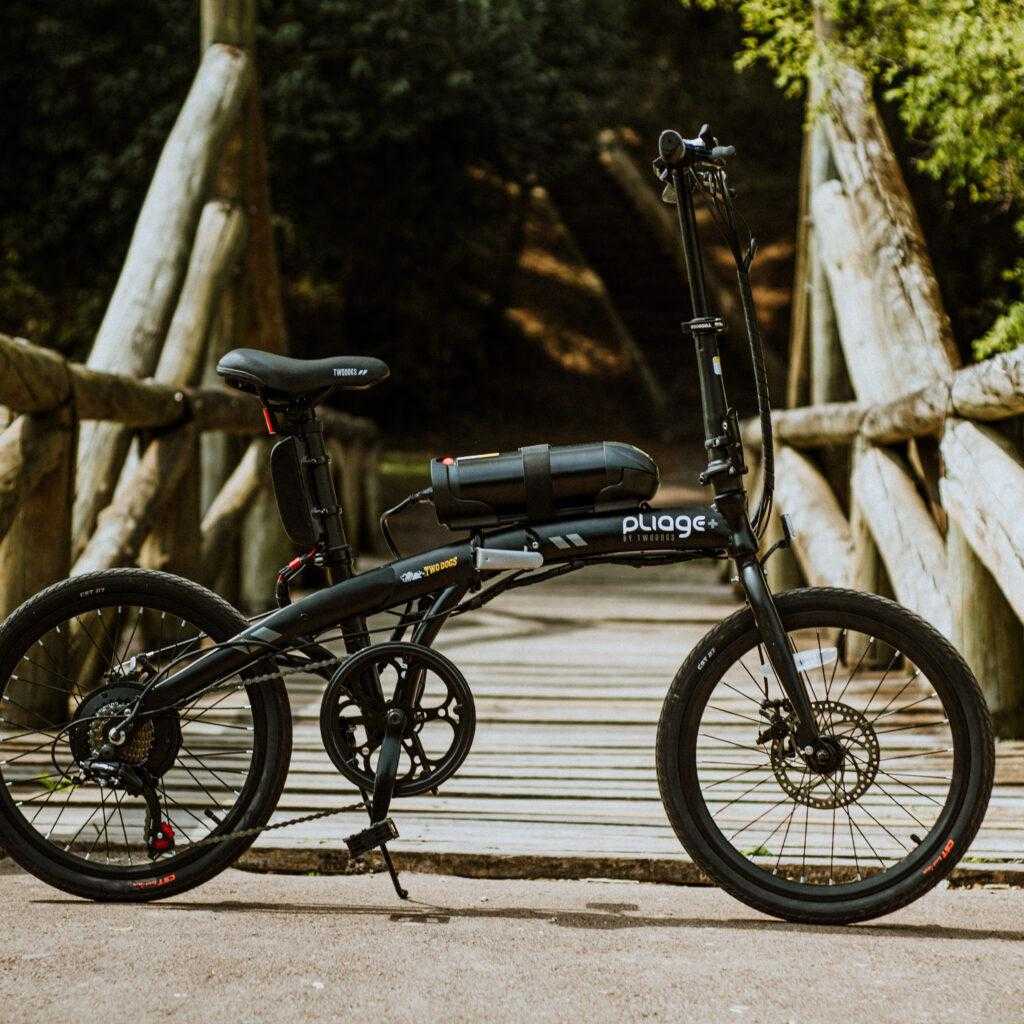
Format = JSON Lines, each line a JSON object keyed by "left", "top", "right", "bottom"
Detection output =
{"left": 0, "top": 4, "right": 1022, "bottom": 883}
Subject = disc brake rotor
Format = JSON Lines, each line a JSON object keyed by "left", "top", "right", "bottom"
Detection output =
{"left": 769, "top": 700, "right": 880, "bottom": 810}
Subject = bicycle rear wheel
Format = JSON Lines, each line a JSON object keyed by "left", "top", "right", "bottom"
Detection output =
{"left": 657, "top": 587, "right": 993, "bottom": 924}
{"left": 0, "top": 569, "right": 292, "bottom": 901}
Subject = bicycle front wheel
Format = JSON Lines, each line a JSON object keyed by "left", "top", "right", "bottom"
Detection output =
{"left": 656, "top": 587, "right": 994, "bottom": 924}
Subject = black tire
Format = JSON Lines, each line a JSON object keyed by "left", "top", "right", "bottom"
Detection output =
{"left": 0, "top": 569, "right": 292, "bottom": 901}
{"left": 657, "top": 587, "right": 994, "bottom": 924}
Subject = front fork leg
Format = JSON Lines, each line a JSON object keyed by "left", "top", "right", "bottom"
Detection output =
{"left": 738, "top": 559, "right": 820, "bottom": 747}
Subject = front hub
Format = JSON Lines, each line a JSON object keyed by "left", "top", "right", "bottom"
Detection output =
{"left": 767, "top": 699, "right": 879, "bottom": 810}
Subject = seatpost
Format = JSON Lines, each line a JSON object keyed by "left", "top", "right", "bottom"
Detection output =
{"left": 284, "top": 405, "right": 371, "bottom": 654}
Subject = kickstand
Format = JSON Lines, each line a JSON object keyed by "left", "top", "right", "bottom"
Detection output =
{"left": 380, "top": 843, "right": 408, "bottom": 900}
{"left": 349, "top": 785, "right": 409, "bottom": 901}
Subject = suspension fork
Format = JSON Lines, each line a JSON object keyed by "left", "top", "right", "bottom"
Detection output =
{"left": 738, "top": 558, "right": 820, "bottom": 746}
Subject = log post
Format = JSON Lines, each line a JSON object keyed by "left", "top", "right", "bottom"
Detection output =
{"left": 785, "top": 121, "right": 813, "bottom": 410}
{"left": 335, "top": 441, "right": 364, "bottom": 555}
{"left": 849, "top": 445, "right": 950, "bottom": 635}
{"left": 764, "top": 503, "right": 803, "bottom": 593}
{"left": 0, "top": 409, "right": 76, "bottom": 726}
{"left": 73, "top": 44, "right": 253, "bottom": 554}
{"left": 947, "top": 519, "right": 1024, "bottom": 737}
{"left": 848, "top": 438, "right": 894, "bottom": 666}
{"left": 239, "top": 482, "right": 293, "bottom": 612}
{"left": 139, "top": 435, "right": 202, "bottom": 581}
{"left": 199, "top": 438, "right": 268, "bottom": 584}
{"left": 139, "top": 200, "right": 245, "bottom": 580}
{"left": 808, "top": 120, "right": 847, "bottom": 407}
{"left": 73, "top": 426, "right": 197, "bottom": 576}
{"left": 773, "top": 446, "right": 854, "bottom": 589}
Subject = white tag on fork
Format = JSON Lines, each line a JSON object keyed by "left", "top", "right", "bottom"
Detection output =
{"left": 759, "top": 646, "right": 838, "bottom": 679}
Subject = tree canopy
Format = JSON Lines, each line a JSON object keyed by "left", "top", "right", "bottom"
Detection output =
{"left": 0, "top": 0, "right": 628, "bottom": 360}
{"left": 685, "top": 0, "right": 1024, "bottom": 357}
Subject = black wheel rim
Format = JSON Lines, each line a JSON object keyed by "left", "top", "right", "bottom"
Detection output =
{"left": 681, "top": 609, "right": 968, "bottom": 899}
{"left": 0, "top": 594, "right": 268, "bottom": 878}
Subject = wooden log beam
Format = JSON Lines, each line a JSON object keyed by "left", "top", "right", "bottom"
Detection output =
{"left": 773, "top": 447, "right": 853, "bottom": 588}
{"left": 821, "top": 61, "right": 960, "bottom": 378}
{"left": 76, "top": 44, "right": 253, "bottom": 550}
{"left": 940, "top": 419, "right": 1024, "bottom": 624}
{"left": 810, "top": 181, "right": 895, "bottom": 402}
{"left": 743, "top": 345, "right": 1024, "bottom": 450}
{"left": 73, "top": 426, "right": 198, "bottom": 576}
{"left": 200, "top": 438, "right": 268, "bottom": 581}
{"left": 850, "top": 444, "right": 950, "bottom": 635}
{"left": 133, "top": 199, "right": 246, "bottom": 576}
{"left": 0, "top": 333, "right": 376, "bottom": 439}
{"left": 85, "top": 45, "right": 252, "bottom": 379}
{"left": 742, "top": 401, "right": 863, "bottom": 449}
{"left": 154, "top": 200, "right": 246, "bottom": 387}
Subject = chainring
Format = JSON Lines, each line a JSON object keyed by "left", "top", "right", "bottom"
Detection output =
{"left": 319, "top": 642, "right": 475, "bottom": 798}
{"left": 769, "top": 700, "right": 880, "bottom": 810}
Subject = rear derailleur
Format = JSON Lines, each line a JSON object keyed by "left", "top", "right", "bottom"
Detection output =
{"left": 77, "top": 758, "right": 175, "bottom": 859}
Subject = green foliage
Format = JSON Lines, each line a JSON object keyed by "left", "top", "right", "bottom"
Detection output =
{"left": 0, "top": 0, "right": 628, "bottom": 371}
{"left": 683, "top": 0, "right": 1024, "bottom": 356}
{"left": 0, "top": 0, "right": 197, "bottom": 351}
{"left": 974, "top": 294, "right": 1024, "bottom": 361}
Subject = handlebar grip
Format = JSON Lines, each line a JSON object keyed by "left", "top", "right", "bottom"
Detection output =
{"left": 711, "top": 145, "right": 736, "bottom": 160}
{"left": 658, "top": 129, "right": 686, "bottom": 165}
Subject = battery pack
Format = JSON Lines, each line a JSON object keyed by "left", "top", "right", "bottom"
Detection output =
{"left": 430, "top": 441, "right": 659, "bottom": 530}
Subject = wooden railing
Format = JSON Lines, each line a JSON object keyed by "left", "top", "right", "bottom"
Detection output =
{"left": 0, "top": 1, "right": 381, "bottom": 632}
{"left": 743, "top": 57, "right": 1024, "bottom": 736}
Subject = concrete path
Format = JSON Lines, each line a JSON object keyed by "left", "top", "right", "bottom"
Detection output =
{"left": 2, "top": 863, "right": 1022, "bottom": 1024}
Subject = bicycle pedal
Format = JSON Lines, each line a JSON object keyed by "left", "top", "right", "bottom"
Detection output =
{"left": 345, "top": 818, "right": 399, "bottom": 860}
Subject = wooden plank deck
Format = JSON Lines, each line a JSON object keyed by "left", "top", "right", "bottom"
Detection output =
{"left": 251, "top": 563, "right": 1024, "bottom": 880}
{"left": 5, "top": 562, "right": 1022, "bottom": 883}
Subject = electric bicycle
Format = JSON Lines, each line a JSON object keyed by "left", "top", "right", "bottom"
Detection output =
{"left": 0, "top": 126, "right": 993, "bottom": 924}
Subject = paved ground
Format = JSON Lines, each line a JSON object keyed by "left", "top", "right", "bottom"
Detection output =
{"left": 2, "top": 862, "right": 1022, "bottom": 1024}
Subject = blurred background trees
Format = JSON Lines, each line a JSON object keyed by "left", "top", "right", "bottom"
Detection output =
{"left": 1, "top": 0, "right": 1019, "bottom": 451}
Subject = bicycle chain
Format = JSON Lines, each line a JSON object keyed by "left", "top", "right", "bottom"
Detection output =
{"left": 163, "top": 653, "right": 366, "bottom": 852}
{"left": 181, "top": 800, "right": 367, "bottom": 851}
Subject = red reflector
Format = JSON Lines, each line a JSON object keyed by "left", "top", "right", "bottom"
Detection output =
{"left": 262, "top": 408, "right": 277, "bottom": 435}
{"left": 441, "top": 456, "right": 455, "bottom": 466}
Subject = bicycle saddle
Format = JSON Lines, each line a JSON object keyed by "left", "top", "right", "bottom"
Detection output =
{"left": 217, "top": 348, "right": 390, "bottom": 400}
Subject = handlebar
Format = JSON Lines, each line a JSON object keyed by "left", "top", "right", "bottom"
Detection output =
{"left": 657, "top": 125, "right": 735, "bottom": 169}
